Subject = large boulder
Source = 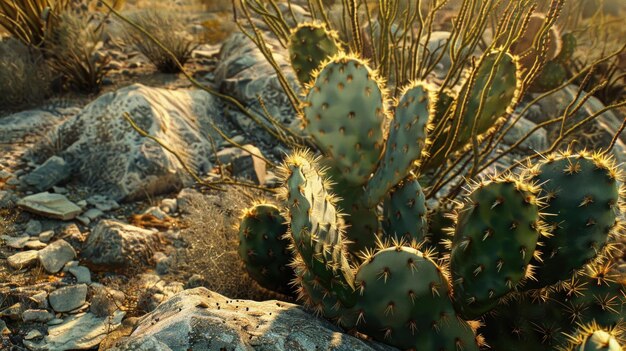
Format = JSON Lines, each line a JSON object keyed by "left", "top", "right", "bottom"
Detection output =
{"left": 110, "top": 287, "right": 396, "bottom": 351}
{"left": 26, "top": 84, "right": 224, "bottom": 201}
{"left": 214, "top": 33, "right": 299, "bottom": 144}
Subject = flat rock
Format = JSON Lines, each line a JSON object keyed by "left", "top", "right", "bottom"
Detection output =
{"left": 231, "top": 144, "right": 268, "bottom": 185}
{"left": 68, "top": 266, "right": 91, "bottom": 284}
{"left": 27, "top": 84, "right": 226, "bottom": 202}
{"left": 38, "top": 239, "right": 76, "bottom": 273}
{"left": 21, "top": 156, "right": 72, "bottom": 192}
{"left": 17, "top": 193, "right": 81, "bottom": 220}
{"left": 82, "top": 220, "right": 162, "bottom": 266}
{"left": 111, "top": 288, "right": 395, "bottom": 351}
{"left": 25, "top": 310, "right": 125, "bottom": 351}
{"left": 48, "top": 284, "right": 88, "bottom": 313}
{"left": 7, "top": 250, "right": 39, "bottom": 270}
{"left": 2, "top": 235, "right": 30, "bottom": 249}
{"left": 22, "top": 309, "right": 54, "bottom": 323}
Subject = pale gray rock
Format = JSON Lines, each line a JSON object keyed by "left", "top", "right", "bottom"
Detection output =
{"left": 230, "top": 144, "right": 268, "bottom": 185}
{"left": 21, "top": 156, "right": 71, "bottom": 192}
{"left": 159, "top": 198, "right": 177, "bottom": 213}
{"left": 25, "top": 219, "right": 43, "bottom": 235}
{"left": 0, "top": 109, "right": 69, "bottom": 143}
{"left": 24, "top": 329, "right": 43, "bottom": 340}
{"left": 82, "top": 220, "right": 162, "bottom": 266}
{"left": 111, "top": 288, "right": 396, "bottom": 351}
{"left": 68, "top": 266, "right": 91, "bottom": 284}
{"left": 25, "top": 310, "right": 125, "bottom": 351}
{"left": 83, "top": 208, "right": 104, "bottom": 220}
{"left": 25, "top": 240, "right": 47, "bottom": 250}
{"left": 38, "top": 239, "right": 76, "bottom": 273}
{"left": 2, "top": 235, "right": 30, "bottom": 249}
{"left": 214, "top": 33, "right": 299, "bottom": 144}
{"left": 7, "top": 250, "right": 39, "bottom": 270}
{"left": 86, "top": 195, "right": 119, "bottom": 211}
{"left": 22, "top": 309, "right": 54, "bottom": 323}
{"left": 28, "top": 84, "right": 224, "bottom": 202}
{"left": 49, "top": 284, "right": 88, "bottom": 313}
{"left": 17, "top": 193, "right": 81, "bottom": 220}
{"left": 39, "top": 230, "right": 55, "bottom": 243}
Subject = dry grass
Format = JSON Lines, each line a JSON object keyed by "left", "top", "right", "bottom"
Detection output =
{"left": 123, "top": 10, "right": 197, "bottom": 73}
{"left": 45, "top": 13, "right": 110, "bottom": 93}
{"left": 0, "top": 38, "right": 51, "bottom": 112}
{"left": 0, "top": 0, "right": 70, "bottom": 47}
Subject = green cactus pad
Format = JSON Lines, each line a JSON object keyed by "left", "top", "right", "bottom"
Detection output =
{"left": 450, "top": 177, "right": 545, "bottom": 319}
{"left": 425, "top": 204, "right": 455, "bottom": 259}
{"left": 555, "top": 32, "right": 577, "bottom": 64}
{"left": 381, "top": 176, "right": 428, "bottom": 244}
{"left": 302, "top": 54, "right": 387, "bottom": 185}
{"left": 365, "top": 82, "right": 434, "bottom": 206}
{"left": 525, "top": 151, "right": 624, "bottom": 288}
{"left": 531, "top": 60, "right": 567, "bottom": 92}
{"left": 237, "top": 203, "right": 293, "bottom": 294}
{"left": 279, "top": 151, "right": 356, "bottom": 305}
{"left": 354, "top": 245, "right": 479, "bottom": 351}
{"left": 288, "top": 23, "right": 341, "bottom": 86}
{"left": 428, "top": 50, "right": 520, "bottom": 168}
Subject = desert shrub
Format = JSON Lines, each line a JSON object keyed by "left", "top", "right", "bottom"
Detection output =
{"left": 0, "top": 38, "right": 51, "bottom": 112}
{"left": 123, "top": 10, "right": 197, "bottom": 73}
{"left": 197, "top": 0, "right": 232, "bottom": 12}
{"left": 44, "top": 13, "right": 110, "bottom": 93}
{"left": 0, "top": 0, "right": 69, "bottom": 47}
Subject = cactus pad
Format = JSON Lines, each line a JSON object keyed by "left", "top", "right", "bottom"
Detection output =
{"left": 289, "top": 23, "right": 341, "bottom": 86}
{"left": 381, "top": 176, "right": 428, "bottom": 244}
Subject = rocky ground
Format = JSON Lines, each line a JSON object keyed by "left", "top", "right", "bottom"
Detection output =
{"left": 1, "top": 1, "right": 625, "bottom": 351}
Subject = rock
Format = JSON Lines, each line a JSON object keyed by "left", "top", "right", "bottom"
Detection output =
{"left": 21, "top": 156, "right": 72, "bottom": 192}
{"left": 49, "top": 284, "right": 88, "bottom": 313}
{"left": 25, "top": 219, "right": 43, "bottom": 236}
{"left": 22, "top": 309, "right": 54, "bottom": 323}
{"left": 27, "top": 84, "right": 225, "bottom": 202}
{"left": 159, "top": 198, "right": 177, "bottom": 213}
{"left": 39, "top": 230, "right": 55, "bottom": 243}
{"left": 7, "top": 250, "right": 39, "bottom": 270}
{"left": 38, "top": 239, "right": 76, "bottom": 273}
{"left": 0, "top": 303, "right": 22, "bottom": 320}
{"left": 83, "top": 208, "right": 104, "bottom": 220}
{"left": 90, "top": 285, "right": 125, "bottom": 317}
{"left": 24, "top": 240, "right": 47, "bottom": 250}
{"left": 82, "top": 220, "right": 162, "bottom": 266}
{"left": 68, "top": 266, "right": 91, "bottom": 284}
{"left": 2, "top": 235, "right": 30, "bottom": 249}
{"left": 111, "top": 288, "right": 396, "bottom": 351}
{"left": 24, "top": 329, "right": 43, "bottom": 340}
{"left": 26, "top": 310, "right": 125, "bottom": 351}
{"left": 136, "top": 274, "right": 185, "bottom": 313}
{"left": 0, "top": 319, "right": 8, "bottom": 335}
{"left": 231, "top": 144, "right": 268, "bottom": 184}
{"left": 17, "top": 193, "right": 82, "bottom": 220}
{"left": 0, "top": 109, "right": 70, "bottom": 143}
{"left": 214, "top": 33, "right": 299, "bottom": 144}
{"left": 0, "top": 190, "right": 18, "bottom": 209}
{"left": 86, "top": 195, "right": 119, "bottom": 211}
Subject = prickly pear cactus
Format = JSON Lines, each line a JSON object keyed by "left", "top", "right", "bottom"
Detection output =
{"left": 237, "top": 203, "right": 292, "bottom": 294}
{"left": 449, "top": 176, "right": 546, "bottom": 319}
{"left": 561, "top": 324, "right": 624, "bottom": 351}
{"left": 288, "top": 23, "right": 341, "bottom": 86}
{"left": 524, "top": 151, "right": 625, "bottom": 288}
{"left": 278, "top": 151, "right": 356, "bottom": 305}
{"left": 381, "top": 176, "right": 428, "bottom": 244}
{"left": 354, "top": 245, "right": 480, "bottom": 351}
{"left": 532, "top": 60, "right": 567, "bottom": 92}
{"left": 428, "top": 50, "right": 520, "bottom": 168}
{"left": 301, "top": 53, "right": 387, "bottom": 186}
{"left": 365, "top": 82, "right": 434, "bottom": 206}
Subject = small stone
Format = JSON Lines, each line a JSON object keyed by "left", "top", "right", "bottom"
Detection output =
{"left": 39, "top": 230, "right": 55, "bottom": 243}
{"left": 76, "top": 200, "right": 88, "bottom": 208}
{"left": 24, "top": 329, "right": 43, "bottom": 340}
{"left": 18, "top": 192, "right": 82, "bottom": 220}
{"left": 87, "top": 195, "right": 119, "bottom": 212}
{"left": 49, "top": 284, "right": 88, "bottom": 313}
{"left": 21, "top": 156, "right": 72, "bottom": 192}
{"left": 25, "top": 239, "right": 47, "bottom": 250}
{"left": 22, "top": 309, "right": 54, "bottom": 323}
{"left": 53, "top": 186, "right": 68, "bottom": 194}
{"left": 0, "top": 303, "right": 22, "bottom": 320}
{"left": 38, "top": 239, "right": 76, "bottom": 273}
{"left": 25, "top": 219, "right": 43, "bottom": 235}
{"left": 63, "top": 261, "right": 79, "bottom": 272}
{"left": 7, "top": 250, "right": 39, "bottom": 270}
{"left": 142, "top": 206, "right": 167, "bottom": 220}
{"left": 155, "top": 255, "right": 172, "bottom": 275}
{"left": 160, "top": 198, "right": 177, "bottom": 213}
{"left": 69, "top": 266, "right": 91, "bottom": 284}
{"left": 76, "top": 216, "right": 90, "bottom": 226}
{"left": 47, "top": 318, "right": 64, "bottom": 325}
{"left": 90, "top": 286, "right": 125, "bottom": 317}
{"left": 0, "top": 319, "right": 9, "bottom": 335}
{"left": 31, "top": 292, "right": 49, "bottom": 309}
{"left": 84, "top": 208, "right": 104, "bottom": 220}
{"left": 2, "top": 235, "right": 30, "bottom": 249}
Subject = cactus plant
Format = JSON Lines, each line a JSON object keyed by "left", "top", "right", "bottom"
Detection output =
{"left": 560, "top": 322, "right": 625, "bottom": 351}
{"left": 288, "top": 22, "right": 341, "bottom": 86}
{"left": 237, "top": 203, "right": 293, "bottom": 294}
